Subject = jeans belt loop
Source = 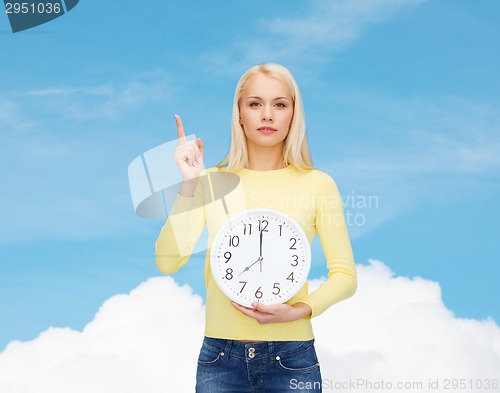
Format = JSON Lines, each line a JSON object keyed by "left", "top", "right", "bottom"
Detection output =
{"left": 268, "top": 341, "right": 275, "bottom": 361}
{"left": 224, "top": 340, "right": 232, "bottom": 360}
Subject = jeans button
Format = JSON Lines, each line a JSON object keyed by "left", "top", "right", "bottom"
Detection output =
{"left": 248, "top": 352, "right": 255, "bottom": 358}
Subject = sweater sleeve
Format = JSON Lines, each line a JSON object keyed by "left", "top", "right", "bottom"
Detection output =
{"left": 155, "top": 179, "right": 206, "bottom": 275}
{"left": 298, "top": 174, "right": 357, "bottom": 318}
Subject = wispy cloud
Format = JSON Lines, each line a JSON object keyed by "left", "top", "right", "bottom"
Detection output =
{"left": 15, "top": 70, "right": 175, "bottom": 120}
{"left": 0, "top": 126, "right": 147, "bottom": 243}
{"left": 0, "top": 71, "right": 176, "bottom": 243}
{"left": 267, "top": 0, "right": 426, "bottom": 47}
{"left": 23, "top": 86, "right": 113, "bottom": 97}
{"left": 334, "top": 94, "right": 500, "bottom": 174}
{"left": 201, "top": 0, "right": 427, "bottom": 75}
{"left": 316, "top": 93, "right": 500, "bottom": 238}
{"left": 0, "top": 260, "right": 498, "bottom": 392}
{"left": 0, "top": 97, "right": 36, "bottom": 134}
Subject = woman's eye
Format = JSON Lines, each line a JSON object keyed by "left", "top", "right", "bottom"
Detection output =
{"left": 249, "top": 102, "right": 261, "bottom": 107}
{"left": 275, "top": 102, "right": 286, "bottom": 108}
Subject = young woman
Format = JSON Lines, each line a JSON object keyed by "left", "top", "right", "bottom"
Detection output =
{"left": 156, "top": 63, "right": 357, "bottom": 392}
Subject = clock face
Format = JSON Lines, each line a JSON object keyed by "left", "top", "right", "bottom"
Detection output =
{"left": 210, "top": 208, "right": 311, "bottom": 307}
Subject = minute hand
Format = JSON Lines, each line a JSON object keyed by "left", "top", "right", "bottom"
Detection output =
{"left": 259, "top": 229, "right": 263, "bottom": 257}
{"left": 259, "top": 229, "right": 264, "bottom": 272}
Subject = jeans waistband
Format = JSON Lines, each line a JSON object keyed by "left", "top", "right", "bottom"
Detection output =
{"left": 202, "top": 336, "right": 315, "bottom": 363}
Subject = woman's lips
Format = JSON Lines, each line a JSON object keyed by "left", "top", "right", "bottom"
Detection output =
{"left": 257, "top": 126, "right": 277, "bottom": 134}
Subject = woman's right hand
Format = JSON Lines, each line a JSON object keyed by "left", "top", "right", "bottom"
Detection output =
{"left": 173, "top": 114, "right": 204, "bottom": 180}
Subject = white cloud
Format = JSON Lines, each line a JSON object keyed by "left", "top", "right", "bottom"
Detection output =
{"left": 312, "top": 261, "right": 500, "bottom": 388}
{"left": 1, "top": 260, "right": 498, "bottom": 393}
{"left": 0, "top": 277, "right": 205, "bottom": 393}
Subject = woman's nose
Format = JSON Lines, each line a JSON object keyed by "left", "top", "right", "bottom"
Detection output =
{"left": 261, "top": 106, "right": 273, "bottom": 122}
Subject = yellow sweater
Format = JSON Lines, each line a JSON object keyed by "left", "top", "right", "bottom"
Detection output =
{"left": 155, "top": 165, "right": 357, "bottom": 341}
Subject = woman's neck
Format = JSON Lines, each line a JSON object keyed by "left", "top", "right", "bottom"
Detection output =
{"left": 246, "top": 144, "right": 286, "bottom": 171}
{"left": 248, "top": 160, "right": 286, "bottom": 171}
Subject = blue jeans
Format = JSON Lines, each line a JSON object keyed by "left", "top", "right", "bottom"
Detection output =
{"left": 195, "top": 336, "right": 322, "bottom": 392}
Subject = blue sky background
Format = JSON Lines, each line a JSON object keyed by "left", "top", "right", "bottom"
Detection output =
{"left": 1, "top": 0, "right": 499, "bottom": 351}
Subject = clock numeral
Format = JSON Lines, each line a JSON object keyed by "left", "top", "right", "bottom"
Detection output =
{"left": 243, "top": 223, "right": 252, "bottom": 235}
{"left": 278, "top": 224, "right": 282, "bottom": 236}
{"left": 286, "top": 272, "right": 296, "bottom": 283}
{"left": 228, "top": 235, "right": 240, "bottom": 247}
{"left": 224, "top": 251, "right": 232, "bottom": 263}
{"left": 289, "top": 237, "right": 297, "bottom": 250}
{"left": 272, "top": 282, "right": 281, "bottom": 295}
{"left": 258, "top": 220, "right": 269, "bottom": 232}
{"left": 225, "top": 268, "right": 234, "bottom": 280}
{"left": 239, "top": 281, "right": 247, "bottom": 293}
{"left": 291, "top": 254, "right": 298, "bottom": 267}
{"left": 255, "top": 287, "right": 263, "bottom": 299}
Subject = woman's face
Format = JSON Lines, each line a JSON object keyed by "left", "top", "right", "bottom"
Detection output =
{"left": 239, "top": 74, "right": 294, "bottom": 151}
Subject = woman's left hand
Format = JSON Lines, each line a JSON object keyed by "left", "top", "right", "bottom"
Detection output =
{"left": 231, "top": 301, "right": 312, "bottom": 324}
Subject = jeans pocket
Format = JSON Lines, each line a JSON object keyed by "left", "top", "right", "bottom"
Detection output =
{"left": 276, "top": 342, "right": 320, "bottom": 372}
{"left": 197, "top": 341, "right": 223, "bottom": 366}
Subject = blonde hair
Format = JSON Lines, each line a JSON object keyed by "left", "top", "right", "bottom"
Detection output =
{"left": 217, "top": 63, "right": 314, "bottom": 172}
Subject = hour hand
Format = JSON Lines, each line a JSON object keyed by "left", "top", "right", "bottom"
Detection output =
{"left": 239, "top": 256, "right": 262, "bottom": 275}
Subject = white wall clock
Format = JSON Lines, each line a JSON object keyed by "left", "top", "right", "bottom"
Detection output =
{"left": 210, "top": 208, "right": 311, "bottom": 307}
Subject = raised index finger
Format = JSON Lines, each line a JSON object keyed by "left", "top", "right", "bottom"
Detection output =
{"left": 174, "top": 114, "right": 187, "bottom": 144}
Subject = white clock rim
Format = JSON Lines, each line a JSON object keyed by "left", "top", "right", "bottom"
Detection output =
{"left": 210, "top": 208, "right": 311, "bottom": 308}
